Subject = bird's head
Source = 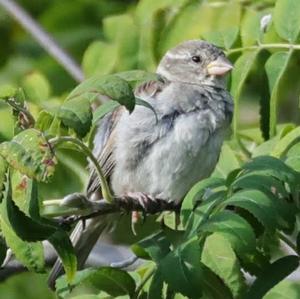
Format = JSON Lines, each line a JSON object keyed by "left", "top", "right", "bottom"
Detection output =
{"left": 157, "top": 40, "right": 233, "bottom": 88}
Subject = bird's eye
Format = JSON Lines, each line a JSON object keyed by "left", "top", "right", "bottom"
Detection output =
{"left": 192, "top": 55, "right": 201, "bottom": 63}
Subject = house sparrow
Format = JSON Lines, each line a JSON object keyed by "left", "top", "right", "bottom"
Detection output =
{"left": 49, "top": 40, "right": 233, "bottom": 287}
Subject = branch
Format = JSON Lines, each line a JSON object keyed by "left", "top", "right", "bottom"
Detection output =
{"left": 51, "top": 194, "right": 181, "bottom": 224}
{"left": 0, "top": 0, "right": 84, "bottom": 83}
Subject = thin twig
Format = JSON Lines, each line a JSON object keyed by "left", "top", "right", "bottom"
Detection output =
{"left": 226, "top": 43, "right": 298, "bottom": 55}
{"left": 0, "top": 0, "right": 84, "bottom": 83}
{"left": 49, "top": 136, "right": 114, "bottom": 203}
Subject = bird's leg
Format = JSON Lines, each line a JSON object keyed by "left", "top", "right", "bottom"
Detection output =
{"left": 125, "top": 192, "right": 158, "bottom": 235}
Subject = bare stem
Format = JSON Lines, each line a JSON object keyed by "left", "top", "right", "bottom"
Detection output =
{"left": 0, "top": 0, "right": 84, "bottom": 83}
{"left": 49, "top": 136, "right": 113, "bottom": 203}
{"left": 226, "top": 43, "right": 298, "bottom": 55}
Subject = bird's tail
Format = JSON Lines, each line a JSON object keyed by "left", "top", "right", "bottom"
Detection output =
{"left": 48, "top": 215, "right": 113, "bottom": 290}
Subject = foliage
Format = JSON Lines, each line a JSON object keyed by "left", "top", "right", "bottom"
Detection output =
{"left": 1, "top": 0, "right": 300, "bottom": 298}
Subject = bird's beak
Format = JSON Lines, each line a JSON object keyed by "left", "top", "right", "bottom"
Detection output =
{"left": 206, "top": 56, "right": 233, "bottom": 76}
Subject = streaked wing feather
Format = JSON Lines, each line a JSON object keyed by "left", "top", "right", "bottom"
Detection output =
{"left": 86, "top": 107, "right": 123, "bottom": 196}
{"left": 87, "top": 76, "right": 168, "bottom": 197}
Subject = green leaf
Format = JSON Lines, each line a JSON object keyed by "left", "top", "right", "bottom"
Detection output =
{"left": 225, "top": 190, "right": 278, "bottom": 231}
{"left": 57, "top": 96, "right": 93, "bottom": 138}
{"left": 181, "top": 177, "right": 225, "bottom": 226}
{"left": 0, "top": 156, "right": 7, "bottom": 201}
{"left": 160, "top": 238, "right": 232, "bottom": 299}
{"left": 4, "top": 175, "right": 56, "bottom": 241}
{"left": 271, "top": 127, "right": 300, "bottom": 158}
{"left": 185, "top": 191, "right": 226, "bottom": 239}
{"left": 67, "top": 75, "right": 135, "bottom": 112}
{"left": 82, "top": 41, "right": 117, "bottom": 77}
{"left": 202, "top": 233, "right": 246, "bottom": 298}
{"left": 56, "top": 267, "right": 136, "bottom": 298}
{"left": 232, "top": 173, "right": 288, "bottom": 199}
{"left": 92, "top": 101, "right": 120, "bottom": 125}
{"left": 230, "top": 50, "right": 259, "bottom": 137}
{"left": 131, "top": 231, "right": 170, "bottom": 262}
{"left": 0, "top": 180, "right": 45, "bottom": 272}
{"left": 2, "top": 173, "right": 75, "bottom": 280}
{"left": 0, "top": 213, "right": 45, "bottom": 272}
{"left": 136, "top": 0, "right": 185, "bottom": 69}
{"left": 0, "top": 84, "right": 18, "bottom": 99}
{"left": 265, "top": 51, "right": 292, "bottom": 137}
{"left": 48, "top": 230, "right": 77, "bottom": 283}
{"left": 148, "top": 269, "right": 164, "bottom": 299}
{"left": 212, "top": 143, "right": 240, "bottom": 179}
{"left": 245, "top": 256, "right": 299, "bottom": 299}
{"left": 232, "top": 174, "right": 296, "bottom": 230}
{"left": 158, "top": 1, "right": 211, "bottom": 56}
{"left": 0, "top": 129, "right": 57, "bottom": 182}
{"left": 35, "top": 110, "right": 55, "bottom": 132}
{"left": 274, "top": 0, "right": 300, "bottom": 42}
{"left": 116, "top": 70, "right": 161, "bottom": 89}
{"left": 242, "top": 156, "right": 299, "bottom": 189}
{"left": 199, "top": 210, "right": 256, "bottom": 257}
{"left": 0, "top": 86, "right": 26, "bottom": 105}
{"left": 103, "top": 14, "right": 139, "bottom": 72}
{"left": 241, "top": 9, "right": 262, "bottom": 46}
{"left": 264, "top": 280, "right": 300, "bottom": 299}
{"left": 21, "top": 71, "right": 51, "bottom": 103}
{"left": 203, "top": 2, "right": 241, "bottom": 49}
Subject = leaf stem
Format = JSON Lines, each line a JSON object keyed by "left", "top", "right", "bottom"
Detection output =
{"left": 49, "top": 136, "right": 113, "bottom": 203}
{"left": 278, "top": 232, "right": 298, "bottom": 255}
{"left": 226, "top": 43, "right": 298, "bottom": 55}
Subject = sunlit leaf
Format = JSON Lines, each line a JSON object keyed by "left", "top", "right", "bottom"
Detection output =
{"left": 230, "top": 50, "right": 259, "bottom": 137}
{"left": 271, "top": 126, "right": 300, "bottom": 158}
{"left": 274, "top": 0, "right": 300, "bottom": 42}
{"left": 21, "top": 71, "right": 51, "bottom": 103}
{"left": 48, "top": 230, "right": 77, "bottom": 283}
{"left": 202, "top": 233, "right": 246, "bottom": 298}
{"left": 203, "top": 2, "right": 241, "bottom": 49}
{"left": 199, "top": 210, "right": 256, "bottom": 257}
{"left": 212, "top": 143, "right": 240, "bottom": 179}
{"left": 0, "top": 129, "right": 57, "bottom": 182}
{"left": 241, "top": 9, "right": 262, "bottom": 46}
{"left": 264, "top": 280, "right": 300, "bottom": 299}
{"left": 181, "top": 177, "right": 225, "bottom": 226}
{"left": 265, "top": 51, "right": 292, "bottom": 137}
{"left": 160, "top": 238, "right": 232, "bottom": 299}
{"left": 245, "top": 256, "right": 299, "bottom": 299}
{"left": 82, "top": 41, "right": 117, "bottom": 77}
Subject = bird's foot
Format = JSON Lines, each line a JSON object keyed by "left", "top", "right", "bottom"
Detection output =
{"left": 125, "top": 192, "right": 159, "bottom": 214}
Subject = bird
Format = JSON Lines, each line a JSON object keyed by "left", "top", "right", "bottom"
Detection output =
{"left": 48, "top": 39, "right": 233, "bottom": 288}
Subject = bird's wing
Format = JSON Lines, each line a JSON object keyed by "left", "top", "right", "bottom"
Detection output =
{"left": 86, "top": 76, "right": 168, "bottom": 197}
{"left": 86, "top": 106, "right": 123, "bottom": 196}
